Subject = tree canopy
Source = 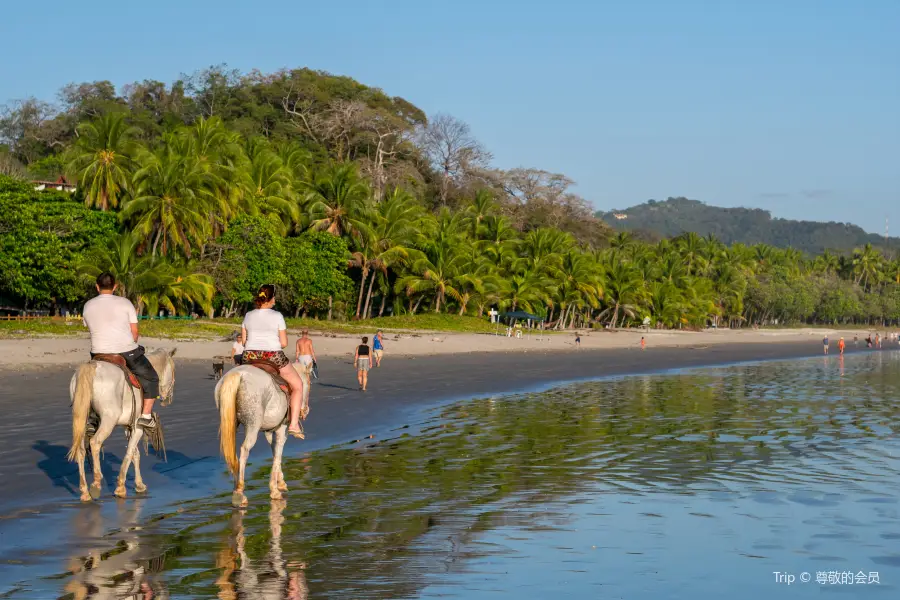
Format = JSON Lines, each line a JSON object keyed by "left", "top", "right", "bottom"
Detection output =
{"left": 1, "top": 65, "right": 898, "bottom": 328}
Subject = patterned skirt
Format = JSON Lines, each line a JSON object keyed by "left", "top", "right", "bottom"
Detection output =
{"left": 243, "top": 349, "right": 289, "bottom": 368}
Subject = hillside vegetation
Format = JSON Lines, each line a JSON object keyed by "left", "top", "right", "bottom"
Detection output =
{"left": 599, "top": 197, "right": 898, "bottom": 256}
{"left": 1, "top": 66, "right": 899, "bottom": 330}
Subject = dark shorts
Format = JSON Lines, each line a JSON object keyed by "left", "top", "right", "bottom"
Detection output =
{"left": 234, "top": 354, "right": 243, "bottom": 366}
{"left": 243, "top": 350, "right": 289, "bottom": 368}
{"left": 92, "top": 345, "right": 160, "bottom": 399}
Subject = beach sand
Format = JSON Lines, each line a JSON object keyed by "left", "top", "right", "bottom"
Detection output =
{"left": 0, "top": 326, "right": 888, "bottom": 369}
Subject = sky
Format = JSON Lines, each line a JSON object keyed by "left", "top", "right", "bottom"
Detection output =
{"left": 1, "top": 0, "right": 897, "bottom": 233}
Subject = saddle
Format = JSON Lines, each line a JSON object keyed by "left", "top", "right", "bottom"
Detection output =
{"left": 246, "top": 359, "right": 292, "bottom": 396}
{"left": 92, "top": 354, "right": 142, "bottom": 390}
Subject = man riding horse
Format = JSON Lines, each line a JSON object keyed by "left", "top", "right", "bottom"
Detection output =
{"left": 82, "top": 273, "right": 161, "bottom": 429}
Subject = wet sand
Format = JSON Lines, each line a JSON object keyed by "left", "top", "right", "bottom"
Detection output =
{"left": 0, "top": 341, "right": 884, "bottom": 593}
{"left": 0, "top": 340, "right": 874, "bottom": 514}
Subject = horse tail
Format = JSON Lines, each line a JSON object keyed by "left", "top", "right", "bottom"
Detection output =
{"left": 218, "top": 370, "right": 241, "bottom": 476}
{"left": 67, "top": 363, "right": 95, "bottom": 462}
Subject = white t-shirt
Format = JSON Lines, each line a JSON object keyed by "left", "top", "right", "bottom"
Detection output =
{"left": 242, "top": 309, "right": 287, "bottom": 352}
{"left": 82, "top": 294, "right": 139, "bottom": 354}
{"left": 232, "top": 341, "right": 244, "bottom": 354}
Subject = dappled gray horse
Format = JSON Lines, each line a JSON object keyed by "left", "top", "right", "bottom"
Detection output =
{"left": 67, "top": 348, "right": 176, "bottom": 501}
{"left": 216, "top": 362, "right": 310, "bottom": 507}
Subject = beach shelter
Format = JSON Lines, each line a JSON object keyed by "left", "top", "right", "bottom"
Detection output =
{"left": 500, "top": 310, "right": 542, "bottom": 322}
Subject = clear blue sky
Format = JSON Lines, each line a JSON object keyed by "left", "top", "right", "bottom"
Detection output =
{"left": 2, "top": 0, "right": 897, "bottom": 233}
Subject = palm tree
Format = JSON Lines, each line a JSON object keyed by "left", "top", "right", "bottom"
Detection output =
{"left": 121, "top": 143, "right": 213, "bottom": 258}
{"left": 238, "top": 138, "right": 300, "bottom": 231}
{"left": 79, "top": 232, "right": 214, "bottom": 315}
{"left": 66, "top": 112, "right": 140, "bottom": 210}
{"left": 305, "top": 163, "right": 371, "bottom": 240}
{"left": 852, "top": 243, "right": 883, "bottom": 290}
{"left": 598, "top": 262, "right": 643, "bottom": 328}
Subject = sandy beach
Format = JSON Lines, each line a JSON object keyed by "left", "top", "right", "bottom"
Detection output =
{"left": 0, "top": 326, "right": 891, "bottom": 368}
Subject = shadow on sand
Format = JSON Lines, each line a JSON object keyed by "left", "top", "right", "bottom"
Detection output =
{"left": 33, "top": 440, "right": 122, "bottom": 497}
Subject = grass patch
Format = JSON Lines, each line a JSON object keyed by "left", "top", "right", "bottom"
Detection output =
{"left": 0, "top": 318, "right": 237, "bottom": 340}
{"left": 0, "top": 314, "right": 502, "bottom": 340}
{"left": 284, "top": 313, "right": 499, "bottom": 334}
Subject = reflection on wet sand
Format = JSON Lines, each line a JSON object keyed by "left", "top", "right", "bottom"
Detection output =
{"left": 10, "top": 352, "right": 900, "bottom": 598}
{"left": 215, "top": 500, "right": 308, "bottom": 600}
{"left": 63, "top": 499, "right": 169, "bottom": 599}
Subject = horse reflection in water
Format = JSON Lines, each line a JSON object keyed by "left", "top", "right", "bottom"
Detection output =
{"left": 63, "top": 499, "right": 170, "bottom": 599}
{"left": 216, "top": 500, "right": 309, "bottom": 600}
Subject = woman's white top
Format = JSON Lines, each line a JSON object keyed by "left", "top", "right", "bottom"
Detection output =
{"left": 242, "top": 309, "right": 287, "bottom": 351}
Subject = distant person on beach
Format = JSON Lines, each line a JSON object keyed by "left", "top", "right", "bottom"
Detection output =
{"left": 231, "top": 335, "right": 244, "bottom": 365}
{"left": 875, "top": 333, "right": 881, "bottom": 348}
{"left": 354, "top": 336, "right": 371, "bottom": 391}
{"left": 241, "top": 284, "right": 305, "bottom": 438}
{"left": 866, "top": 335, "right": 873, "bottom": 348}
{"left": 854, "top": 335, "right": 859, "bottom": 347}
{"left": 838, "top": 337, "right": 845, "bottom": 355}
{"left": 294, "top": 329, "right": 316, "bottom": 370}
{"left": 641, "top": 337, "right": 646, "bottom": 351}
{"left": 575, "top": 333, "right": 581, "bottom": 348}
{"left": 373, "top": 330, "right": 384, "bottom": 367}
{"left": 823, "top": 336, "right": 829, "bottom": 354}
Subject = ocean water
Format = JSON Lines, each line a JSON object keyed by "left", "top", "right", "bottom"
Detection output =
{"left": 6, "top": 352, "right": 900, "bottom": 599}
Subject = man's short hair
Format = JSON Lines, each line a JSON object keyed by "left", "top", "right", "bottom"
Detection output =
{"left": 96, "top": 272, "right": 116, "bottom": 290}
{"left": 301, "top": 328, "right": 309, "bottom": 335}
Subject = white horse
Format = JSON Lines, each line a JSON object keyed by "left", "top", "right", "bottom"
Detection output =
{"left": 216, "top": 362, "right": 310, "bottom": 507}
{"left": 67, "top": 348, "right": 177, "bottom": 501}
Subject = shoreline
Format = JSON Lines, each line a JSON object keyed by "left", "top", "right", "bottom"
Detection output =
{"left": 0, "top": 342, "right": 897, "bottom": 593}
{"left": 0, "top": 326, "right": 894, "bottom": 370}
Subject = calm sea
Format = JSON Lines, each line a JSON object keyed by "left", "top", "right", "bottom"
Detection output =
{"left": 6, "top": 352, "right": 900, "bottom": 599}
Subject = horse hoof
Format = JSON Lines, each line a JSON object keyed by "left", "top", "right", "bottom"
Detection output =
{"left": 80, "top": 493, "right": 92, "bottom": 502}
{"left": 278, "top": 482, "right": 288, "bottom": 492}
{"left": 135, "top": 483, "right": 147, "bottom": 494}
{"left": 89, "top": 483, "right": 102, "bottom": 500}
{"left": 232, "top": 492, "right": 247, "bottom": 508}
{"left": 270, "top": 490, "right": 283, "bottom": 501}
{"left": 114, "top": 486, "right": 127, "bottom": 499}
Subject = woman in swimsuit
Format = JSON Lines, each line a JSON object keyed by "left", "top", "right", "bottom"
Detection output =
{"left": 241, "top": 285, "right": 306, "bottom": 438}
{"left": 354, "top": 336, "right": 371, "bottom": 391}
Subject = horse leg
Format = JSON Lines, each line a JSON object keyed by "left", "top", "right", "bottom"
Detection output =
{"left": 233, "top": 425, "right": 259, "bottom": 508}
{"left": 132, "top": 445, "right": 147, "bottom": 494}
{"left": 266, "top": 426, "right": 288, "bottom": 498}
{"left": 89, "top": 418, "right": 116, "bottom": 500}
{"left": 115, "top": 428, "right": 144, "bottom": 498}
{"left": 76, "top": 437, "right": 91, "bottom": 502}
{"left": 273, "top": 425, "right": 288, "bottom": 494}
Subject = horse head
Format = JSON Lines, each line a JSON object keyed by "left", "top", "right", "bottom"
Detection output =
{"left": 153, "top": 348, "right": 177, "bottom": 406}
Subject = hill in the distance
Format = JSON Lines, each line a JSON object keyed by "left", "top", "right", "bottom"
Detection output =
{"left": 598, "top": 197, "right": 897, "bottom": 255}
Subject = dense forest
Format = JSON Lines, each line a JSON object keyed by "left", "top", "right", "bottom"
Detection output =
{"left": 1, "top": 65, "right": 900, "bottom": 328}
{"left": 599, "top": 197, "right": 899, "bottom": 256}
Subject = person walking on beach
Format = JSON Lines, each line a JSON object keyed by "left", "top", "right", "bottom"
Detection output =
{"left": 838, "top": 337, "right": 845, "bottom": 355}
{"left": 354, "top": 336, "right": 371, "bottom": 391}
{"left": 294, "top": 329, "right": 317, "bottom": 371}
{"left": 231, "top": 334, "right": 244, "bottom": 366}
{"left": 82, "top": 272, "right": 160, "bottom": 429}
{"left": 575, "top": 333, "right": 581, "bottom": 348}
{"left": 641, "top": 336, "right": 646, "bottom": 351}
{"left": 823, "top": 336, "right": 829, "bottom": 355}
{"left": 373, "top": 330, "right": 385, "bottom": 367}
{"left": 241, "top": 285, "right": 306, "bottom": 438}
{"left": 875, "top": 333, "right": 881, "bottom": 348}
